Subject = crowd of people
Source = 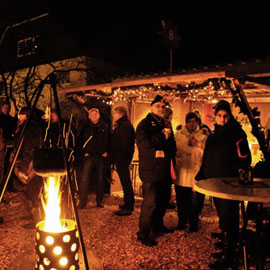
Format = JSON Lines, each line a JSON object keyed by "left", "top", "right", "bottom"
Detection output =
{"left": 0, "top": 96, "right": 253, "bottom": 269}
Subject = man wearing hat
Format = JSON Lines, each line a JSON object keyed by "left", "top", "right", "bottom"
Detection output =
{"left": 136, "top": 95, "right": 176, "bottom": 246}
{"left": 76, "top": 107, "right": 109, "bottom": 208}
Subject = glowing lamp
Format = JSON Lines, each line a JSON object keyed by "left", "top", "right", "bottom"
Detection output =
{"left": 35, "top": 219, "right": 79, "bottom": 270}
{"left": 33, "top": 148, "right": 80, "bottom": 270}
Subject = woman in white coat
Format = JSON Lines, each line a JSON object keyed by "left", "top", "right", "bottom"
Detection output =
{"left": 174, "top": 112, "right": 208, "bottom": 232}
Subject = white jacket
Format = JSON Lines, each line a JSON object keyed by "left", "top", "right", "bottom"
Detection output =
{"left": 174, "top": 126, "right": 208, "bottom": 187}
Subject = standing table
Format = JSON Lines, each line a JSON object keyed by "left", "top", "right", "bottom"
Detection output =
{"left": 194, "top": 177, "right": 270, "bottom": 270}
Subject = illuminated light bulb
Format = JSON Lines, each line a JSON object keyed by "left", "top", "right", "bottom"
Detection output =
{"left": 43, "top": 257, "right": 51, "bottom": 266}
{"left": 46, "top": 236, "right": 54, "bottom": 245}
{"left": 36, "top": 254, "right": 40, "bottom": 262}
{"left": 75, "top": 253, "right": 79, "bottom": 261}
{"left": 63, "top": 234, "right": 71, "bottom": 243}
{"left": 36, "top": 232, "right": 40, "bottom": 240}
{"left": 71, "top": 243, "right": 77, "bottom": 252}
{"left": 59, "top": 257, "right": 68, "bottom": 266}
{"left": 53, "top": 246, "right": 62, "bottom": 255}
{"left": 39, "top": 264, "right": 44, "bottom": 270}
{"left": 69, "top": 265, "right": 76, "bottom": 270}
{"left": 39, "top": 245, "right": 46, "bottom": 253}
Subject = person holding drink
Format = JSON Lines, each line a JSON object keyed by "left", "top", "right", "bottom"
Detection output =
{"left": 174, "top": 112, "right": 208, "bottom": 232}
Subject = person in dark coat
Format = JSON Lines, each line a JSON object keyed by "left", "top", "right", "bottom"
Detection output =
{"left": 110, "top": 106, "right": 135, "bottom": 216}
{"left": 0, "top": 102, "right": 17, "bottom": 191}
{"left": 136, "top": 95, "right": 176, "bottom": 247}
{"left": 196, "top": 100, "right": 251, "bottom": 269}
{"left": 76, "top": 107, "right": 109, "bottom": 208}
{"left": 0, "top": 102, "right": 17, "bottom": 144}
{"left": 12, "top": 107, "right": 45, "bottom": 225}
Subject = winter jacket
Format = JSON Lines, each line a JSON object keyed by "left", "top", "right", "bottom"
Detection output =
{"left": 196, "top": 118, "right": 251, "bottom": 180}
{"left": 77, "top": 119, "right": 109, "bottom": 159}
{"left": 136, "top": 113, "right": 176, "bottom": 183}
{"left": 175, "top": 125, "right": 208, "bottom": 187}
{"left": 110, "top": 115, "right": 135, "bottom": 164}
{"left": 14, "top": 119, "right": 44, "bottom": 174}
{"left": 0, "top": 113, "right": 17, "bottom": 143}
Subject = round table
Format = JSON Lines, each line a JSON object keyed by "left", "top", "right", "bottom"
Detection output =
{"left": 194, "top": 177, "right": 270, "bottom": 203}
{"left": 194, "top": 177, "right": 270, "bottom": 270}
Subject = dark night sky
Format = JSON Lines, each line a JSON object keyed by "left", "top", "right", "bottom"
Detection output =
{"left": 52, "top": 11, "right": 270, "bottom": 73}
{"left": 1, "top": 2, "right": 270, "bottom": 73}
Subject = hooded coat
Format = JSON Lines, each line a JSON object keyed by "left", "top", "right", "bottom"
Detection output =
{"left": 196, "top": 118, "right": 251, "bottom": 180}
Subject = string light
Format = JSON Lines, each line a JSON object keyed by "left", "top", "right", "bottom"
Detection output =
{"left": 72, "top": 78, "right": 234, "bottom": 105}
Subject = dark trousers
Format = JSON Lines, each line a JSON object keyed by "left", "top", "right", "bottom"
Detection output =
{"left": 115, "top": 158, "right": 134, "bottom": 210}
{"left": 213, "top": 197, "right": 239, "bottom": 238}
{"left": 175, "top": 185, "right": 205, "bottom": 228}
{"left": 79, "top": 155, "right": 105, "bottom": 206}
{"left": 138, "top": 181, "right": 171, "bottom": 237}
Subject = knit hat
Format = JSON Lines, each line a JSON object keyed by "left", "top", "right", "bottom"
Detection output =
{"left": 151, "top": 95, "right": 165, "bottom": 106}
{"left": 213, "top": 100, "right": 232, "bottom": 116}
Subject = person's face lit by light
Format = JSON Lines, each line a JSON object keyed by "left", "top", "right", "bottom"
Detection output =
{"left": 1, "top": 104, "right": 10, "bottom": 115}
{"left": 186, "top": 118, "right": 198, "bottom": 132}
{"left": 112, "top": 111, "right": 122, "bottom": 122}
{"left": 88, "top": 111, "right": 100, "bottom": 124}
{"left": 18, "top": 113, "right": 27, "bottom": 124}
{"left": 151, "top": 102, "right": 165, "bottom": 118}
{"left": 215, "top": 110, "right": 230, "bottom": 126}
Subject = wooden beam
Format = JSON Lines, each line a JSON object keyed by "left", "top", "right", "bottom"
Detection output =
{"left": 59, "top": 71, "right": 226, "bottom": 94}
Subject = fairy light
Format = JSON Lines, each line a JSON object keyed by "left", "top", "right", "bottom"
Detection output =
{"left": 73, "top": 78, "right": 234, "bottom": 105}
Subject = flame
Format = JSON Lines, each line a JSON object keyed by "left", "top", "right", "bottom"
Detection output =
{"left": 41, "top": 176, "right": 67, "bottom": 232}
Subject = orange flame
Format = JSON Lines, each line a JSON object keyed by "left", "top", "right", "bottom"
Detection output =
{"left": 41, "top": 176, "right": 67, "bottom": 232}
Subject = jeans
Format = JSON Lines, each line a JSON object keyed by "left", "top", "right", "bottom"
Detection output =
{"left": 79, "top": 155, "right": 105, "bottom": 206}
{"left": 115, "top": 158, "right": 134, "bottom": 210}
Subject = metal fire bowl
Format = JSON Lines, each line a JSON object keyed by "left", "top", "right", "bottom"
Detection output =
{"left": 35, "top": 218, "right": 79, "bottom": 270}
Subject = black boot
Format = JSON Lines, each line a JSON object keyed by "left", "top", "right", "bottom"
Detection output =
{"left": 211, "top": 250, "right": 223, "bottom": 259}
{"left": 214, "top": 240, "right": 223, "bottom": 250}
{"left": 213, "top": 231, "right": 225, "bottom": 250}
{"left": 211, "top": 231, "right": 224, "bottom": 240}
{"left": 209, "top": 232, "right": 238, "bottom": 270}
